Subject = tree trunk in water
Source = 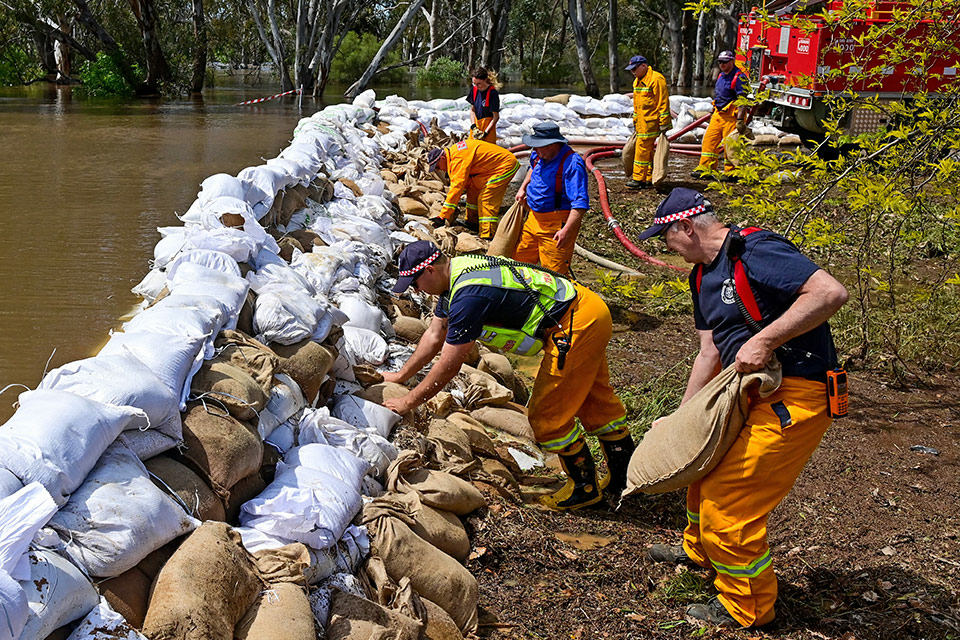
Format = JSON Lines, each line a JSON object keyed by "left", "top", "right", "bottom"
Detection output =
{"left": 664, "top": 1, "right": 684, "bottom": 85}
{"left": 55, "top": 15, "right": 71, "bottom": 79}
{"left": 308, "top": 0, "right": 352, "bottom": 97}
{"left": 344, "top": 0, "right": 427, "bottom": 98}
{"left": 568, "top": 0, "right": 599, "bottom": 97}
{"left": 190, "top": 0, "right": 207, "bottom": 94}
{"left": 694, "top": 9, "right": 709, "bottom": 85}
{"left": 468, "top": 0, "right": 478, "bottom": 66}
{"left": 31, "top": 29, "right": 59, "bottom": 80}
{"left": 679, "top": 9, "right": 696, "bottom": 88}
{"left": 129, "top": 0, "right": 171, "bottom": 94}
{"left": 607, "top": 0, "right": 618, "bottom": 93}
{"left": 248, "top": 0, "right": 293, "bottom": 91}
{"left": 480, "top": 0, "right": 512, "bottom": 69}
{"left": 266, "top": 0, "right": 293, "bottom": 90}
{"left": 423, "top": 0, "right": 440, "bottom": 67}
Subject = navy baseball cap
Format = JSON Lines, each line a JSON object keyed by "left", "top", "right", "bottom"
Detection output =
{"left": 522, "top": 122, "right": 568, "bottom": 148}
{"left": 717, "top": 50, "right": 736, "bottom": 62}
{"left": 393, "top": 240, "right": 443, "bottom": 293}
{"left": 625, "top": 55, "right": 648, "bottom": 71}
{"left": 427, "top": 148, "right": 445, "bottom": 171}
{"left": 638, "top": 188, "right": 714, "bottom": 241}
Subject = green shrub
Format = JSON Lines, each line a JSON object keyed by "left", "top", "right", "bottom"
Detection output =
{"left": 330, "top": 32, "right": 406, "bottom": 84}
{"left": 77, "top": 52, "right": 138, "bottom": 96}
{"left": 415, "top": 56, "right": 465, "bottom": 86}
{"left": 0, "top": 46, "right": 39, "bottom": 86}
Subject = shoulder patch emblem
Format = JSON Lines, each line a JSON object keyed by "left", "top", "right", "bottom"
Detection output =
{"left": 456, "top": 141, "right": 469, "bottom": 150}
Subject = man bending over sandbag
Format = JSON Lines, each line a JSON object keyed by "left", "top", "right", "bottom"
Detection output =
{"left": 427, "top": 138, "right": 520, "bottom": 240}
{"left": 383, "top": 240, "right": 635, "bottom": 510}
{"left": 636, "top": 188, "right": 848, "bottom": 629}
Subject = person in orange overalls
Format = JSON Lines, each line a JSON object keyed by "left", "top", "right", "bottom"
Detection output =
{"left": 692, "top": 50, "right": 750, "bottom": 181}
{"left": 513, "top": 123, "right": 588, "bottom": 276}
{"left": 625, "top": 55, "right": 671, "bottom": 189}
{"left": 637, "top": 188, "right": 849, "bottom": 629}
{"left": 467, "top": 67, "right": 501, "bottom": 145}
{"left": 427, "top": 138, "right": 520, "bottom": 239}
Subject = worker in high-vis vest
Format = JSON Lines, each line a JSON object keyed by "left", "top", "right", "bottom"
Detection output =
{"left": 427, "top": 139, "right": 520, "bottom": 240}
{"left": 692, "top": 50, "right": 750, "bottom": 181}
{"left": 383, "top": 241, "right": 636, "bottom": 511}
{"left": 625, "top": 55, "right": 671, "bottom": 189}
{"left": 467, "top": 67, "right": 501, "bottom": 145}
{"left": 513, "top": 123, "right": 588, "bottom": 276}
{"left": 637, "top": 188, "right": 848, "bottom": 629}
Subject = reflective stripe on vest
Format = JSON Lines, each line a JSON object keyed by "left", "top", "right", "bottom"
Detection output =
{"left": 448, "top": 255, "right": 576, "bottom": 356}
{"left": 531, "top": 147, "right": 576, "bottom": 211}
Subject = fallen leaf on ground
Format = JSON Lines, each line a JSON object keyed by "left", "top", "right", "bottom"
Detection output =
{"left": 553, "top": 531, "right": 616, "bottom": 550}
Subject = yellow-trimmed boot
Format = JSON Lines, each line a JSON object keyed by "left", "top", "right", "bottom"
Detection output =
{"left": 540, "top": 444, "right": 604, "bottom": 511}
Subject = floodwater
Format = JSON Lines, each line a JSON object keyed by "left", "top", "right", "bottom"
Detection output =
{"left": 0, "top": 78, "right": 699, "bottom": 422}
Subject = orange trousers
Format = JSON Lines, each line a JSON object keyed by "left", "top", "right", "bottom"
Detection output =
{"left": 513, "top": 209, "right": 575, "bottom": 275}
{"left": 470, "top": 116, "right": 498, "bottom": 146}
{"left": 696, "top": 106, "right": 738, "bottom": 173}
{"left": 527, "top": 284, "right": 627, "bottom": 453}
{"left": 682, "top": 377, "right": 832, "bottom": 627}
{"left": 460, "top": 160, "right": 518, "bottom": 239}
{"left": 633, "top": 118, "right": 659, "bottom": 182}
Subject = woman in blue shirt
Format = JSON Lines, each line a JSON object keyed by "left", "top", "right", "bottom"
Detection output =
{"left": 468, "top": 67, "right": 501, "bottom": 145}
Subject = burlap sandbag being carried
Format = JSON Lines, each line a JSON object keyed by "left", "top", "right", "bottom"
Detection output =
{"left": 235, "top": 582, "right": 315, "bottom": 640}
{"left": 621, "top": 133, "right": 637, "bottom": 176}
{"left": 364, "top": 512, "right": 478, "bottom": 632}
{"left": 142, "top": 521, "right": 264, "bottom": 640}
{"left": 652, "top": 132, "right": 670, "bottom": 185}
{"left": 486, "top": 200, "right": 527, "bottom": 258}
{"left": 385, "top": 451, "right": 486, "bottom": 515}
{"left": 624, "top": 358, "right": 782, "bottom": 496}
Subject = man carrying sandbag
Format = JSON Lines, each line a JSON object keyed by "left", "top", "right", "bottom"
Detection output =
{"left": 383, "top": 240, "right": 636, "bottom": 511}
{"left": 625, "top": 55, "right": 670, "bottom": 190}
{"left": 691, "top": 50, "right": 749, "bottom": 182}
{"left": 427, "top": 138, "right": 521, "bottom": 240}
{"left": 513, "top": 122, "right": 589, "bottom": 276}
{"left": 636, "top": 188, "right": 848, "bottom": 629}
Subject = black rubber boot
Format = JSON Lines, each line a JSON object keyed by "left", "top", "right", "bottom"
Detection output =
{"left": 540, "top": 447, "right": 603, "bottom": 511}
{"left": 686, "top": 596, "right": 740, "bottom": 628}
{"left": 625, "top": 179, "right": 644, "bottom": 189}
{"left": 599, "top": 431, "right": 636, "bottom": 497}
{"left": 648, "top": 544, "right": 694, "bottom": 566}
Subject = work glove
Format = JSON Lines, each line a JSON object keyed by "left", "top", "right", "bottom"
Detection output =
{"left": 736, "top": 119, "right": 749, "bottom": 135}
{"left": 470, "top": 124, "right": 486, "bottom": 140}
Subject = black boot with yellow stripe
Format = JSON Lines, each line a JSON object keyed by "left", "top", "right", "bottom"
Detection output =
{"left": 540, "top": 441, "right": 604, "bottom": 511}
{"left": 598, "top": 429, "right": 636, "bottom": 498}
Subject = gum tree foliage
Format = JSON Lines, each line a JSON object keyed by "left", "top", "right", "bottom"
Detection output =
{"left": 687, "top": 0, "right": 960, "bottom": 376}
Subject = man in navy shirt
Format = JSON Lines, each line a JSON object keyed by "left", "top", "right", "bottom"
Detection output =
{"left": 637, "top": 188, "right": 848, "bottom": 629}
{"left": 514, "top": 123, "right": 590, "bottom": 275}
{"left": 692, "top": 50, "right": 750, "bottom": 180}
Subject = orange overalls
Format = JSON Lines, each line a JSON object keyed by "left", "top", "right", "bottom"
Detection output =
{"left": 527, "top": 283, "right": 627, "bottom": 453}
{"left": 469, "top": 85, "right": 498, "bottom": 145}
{"left": 439, "top": 139, "right": 519, "bottom": 239}
{"left": 513, "top": 149, "right": 580, "bottom": 275}
{"left": 632, "top": 68, "right": 671, "bottom": 183}
{"left": 696, "top": 69, "right": 749, "bottom": 174}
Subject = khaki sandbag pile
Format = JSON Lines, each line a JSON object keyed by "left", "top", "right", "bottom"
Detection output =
{"left": 236, "top": 582, "right": 315, "bottom": 640}
{"left": 190, "top": 360, "right": 268, "bottom": 421}
{"left": 327, "top": 591, "right": 422, "bottom": 640}
{"left": 145, "top": 455, "right": 226, "bottom": 522}
{"left": 177, "top": 403, "right": 263, "bottom": 495}
{"left": 142, "top": 522, "right": 264, "bottom": 640}
{"left": 624, "top": 359, "right": 782, "bottom": 495}
{"left": 386, "top": 451, "right": 486, "bottom": 515}
{"left": 470, "top": 405, "right": 535, "bottom": 441}
{"left": 270, "top": 338, "right": 336, "bottom": 404}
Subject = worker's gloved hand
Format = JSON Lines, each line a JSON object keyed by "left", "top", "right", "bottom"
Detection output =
{"left": 736, "top": 119, "right": 749, "bottom": 135}
{"left": 660, "top": 122, "right": 671, "bottom": 133}
{"left": 470, "top": 124, "right": 485, "bottom": 140}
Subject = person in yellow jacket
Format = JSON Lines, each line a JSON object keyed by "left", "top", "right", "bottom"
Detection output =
{"left": 637, "top": 188, "right": 848, "bottom": 629}
{"left": 692, "top": 50, "right": 750, "bottom": 181}
{"left": 427, "top": 138, "right": 520, "bottom": 239}
{"left": 625, "top": 55, "right": 671, "bottom": 189}
{"left": 383, "top": 240, "right": 636, "bottom": 511}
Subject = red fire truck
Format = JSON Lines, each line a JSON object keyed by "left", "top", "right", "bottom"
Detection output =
{"left": 737, "top": 0, "right": 958, "bottom": 147}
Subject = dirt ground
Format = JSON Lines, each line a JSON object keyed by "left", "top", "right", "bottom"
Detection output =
{"left": 464, "top": 153, "right": 960, "bottom": 640}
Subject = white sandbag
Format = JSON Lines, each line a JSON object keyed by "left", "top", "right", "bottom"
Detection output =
{"left": 258, "top": 374, "right": 307, "bottom": 441}
{"left": 0, "top": 390, "right": 147, "bottom": 506}
{"left": 341, "top": 326, "right": 388, "bottom": 365}
{"left": 18, "top": 549, "right": 98, "bottom": 640}
{"left": 0, "top": 483, "right": 58, "bottom": 577}
{"left": 117, "top": 429, "right": 180, "bottom": 461}
{"left": 49, "top": 443, "right": 198, "bottom": 578}
{"left": 0, "top": 469, "right": 22, "bottom": 501}
{"left": 66, "top": 597, "right": 148, "bottom": 640}
{"left": 153, "top": 231, "right": 188, "bottom": 270}
{"left": 123, "top": 293, "right": 229, "bottom": 360}
{"left": 309, "top": 572, "right": 366, "bottom": 628}
{"left": 183, "top": 226, "right": 260, "bottom": 264}
{"left": 238, "top": 165, "right": 295, "bottom": 213}
{"left": 165, "top": 249, "right": 242, "bottom": 280}
{"left": 38, "top": 350, "right": 182, "bottom": 440}
{"left": 236, "top": 523, "right": 369, "bottom": 585}
{"left": 198, "top": 173, "right": 246, "bottom": 204}
{"left": 99, "top": 330, "right": 206, "bottom": 410}
{"left": 167, "top": 262, "right": 250, "bottom": 327}
{"left": 251, "top": 284, "right": 324, "bottom": 346}
{"left": 131, "top": 268, "right": 167, "bottom": 303}
{"left": 298, "top": 408, "right": 397, "bottom": 479}
{"left": 0, "top": 570, "right": 27, "bottom": 640}
{"left": 239, "top": 444, "right": 369, "bottom": 549}
{"left": 337, "top": 294, "right": 385, "bottom": 333}
{"left": 329, "top": 394, "right": 401, "bottom": 439}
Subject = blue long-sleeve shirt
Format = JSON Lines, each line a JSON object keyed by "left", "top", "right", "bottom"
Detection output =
{"left": 526, "top": 146, "right": 590, "bottom": 213}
